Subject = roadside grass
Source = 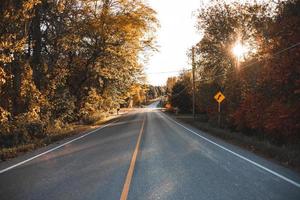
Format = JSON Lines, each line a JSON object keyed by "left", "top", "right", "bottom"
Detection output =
{"left": 167, "top": 112, "right": 300, "bottom": 172}
{"left": 0, "top": 111, "right": 128, "bottom": 161}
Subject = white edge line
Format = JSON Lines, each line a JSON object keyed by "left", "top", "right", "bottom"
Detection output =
{"left": 160, "top": 111, "right": 300, "bottom": 188}
{"left": 0, "top": 119, "right": 119, "bottom": 174}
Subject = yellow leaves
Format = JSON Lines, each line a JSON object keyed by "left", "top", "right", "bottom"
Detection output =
{"left": 3, "top": 10, "right": 11, "bottom": 18}
{"left": 59, "top": 34, "right": 81, "bottom": 51}
{"left": 0, "top": 107, "right": 10, "bottom": 123}
{"left": 23, "top": 0, "right": 41, "bottom": 10}
{"left": 0, "top": 67, "right": 7, "bottom": 86}
{"left": 57, "top": 1, "right": 66, "bottom": 13}
{"left": 79, "top": 87, "right": 105, "bottom": 119}
{"left": 129, "top": 83, "right": 147, "bottom": 105}
{"left": 0, "top": 54, "right": 13, "bottom": 63}
{"left": 0, "top": 0, "right": 158, "bottom": 128}
{"left": 98, "top": 66, "right": 120, "bottom": 80}
{"left": 0, "top": 34, "right": 26, "bottom": 63}
{"left": 15, "top": 107, "right": 41, "bottom": 122}
{"left": 22, "top": 0, "right": 41, "bottom": 18}
{"left": 20, "top": 65, "right": 34, "bottom": 98}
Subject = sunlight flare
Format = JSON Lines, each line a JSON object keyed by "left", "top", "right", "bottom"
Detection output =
{"left": 232, "top": 42, "right": 249, "bottom": 59}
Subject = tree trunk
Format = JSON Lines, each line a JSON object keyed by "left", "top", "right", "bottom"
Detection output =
{"left": 30, "top": 3, "right": 43, "bottom": 90}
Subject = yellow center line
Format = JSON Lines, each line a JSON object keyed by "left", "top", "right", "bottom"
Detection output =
{"left": 120, "top": 115, "right": 146, "bottom": 200}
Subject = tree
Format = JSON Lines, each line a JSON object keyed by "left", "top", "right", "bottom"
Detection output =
{"left": 166, "top": 76, "right": 177, "bottom": 94}
{"left": 194, "top": 0, "right": 271, "bottom": 120}
{"left": 0, "top": 0, "right": 158, "bottom": 148}
{"left": 232, "top": 0, "right": 300, "bottom": 142}
{"left": 170, "top": 71, "right": 192, "bottom": 113}
{"left": 191, "top": 0, "right": 300, "bottom": 143}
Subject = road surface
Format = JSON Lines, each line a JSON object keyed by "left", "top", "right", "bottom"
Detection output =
{"left": 1, "top": 102, "right": 300, "bottom": 200}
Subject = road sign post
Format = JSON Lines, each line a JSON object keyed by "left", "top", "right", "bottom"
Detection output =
{"left": 214, "top": 91, "right": 225, "bottom": 127}
{"left": 218, "top": 102, "right": 221, "bottom": 126}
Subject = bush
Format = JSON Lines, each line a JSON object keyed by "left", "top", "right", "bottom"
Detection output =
{"left": 51, "top": 88, "right": 77, "bottom": 123}
{"left": 82, "top": 112, "right": 106, "bottom": 125}
{"left": 0, "top": 110, "right": 46, "bottom": 148}
{"left": 2, "top": 125, "right": 30, "bottom": 148}
{"left": 25, "top": 121, "right": 45, "bottom": 139}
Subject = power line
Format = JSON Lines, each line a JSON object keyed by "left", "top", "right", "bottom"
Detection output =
{"left": 170, "top": 42, "right": 300, "bottom": 98}
{"left": 195, "top": 42, "right": 300, "bottom": 83}
{"left": 170, "top": 87, "right": 188, "bottom": 98}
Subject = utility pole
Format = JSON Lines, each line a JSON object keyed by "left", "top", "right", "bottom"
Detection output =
{"left": 192, "top": 47, "right": 196, "bottom": 120}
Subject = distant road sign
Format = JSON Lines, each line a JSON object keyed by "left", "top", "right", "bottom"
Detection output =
{"left": 214, "top": 91, "right": 225, "bottom": 103}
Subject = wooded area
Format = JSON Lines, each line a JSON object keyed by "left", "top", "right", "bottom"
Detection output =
{"left": 167, "top": 0, "right": 300, "bottom": 145}
{"left": 0, "top": 0, "right": 158, "bottom": 151}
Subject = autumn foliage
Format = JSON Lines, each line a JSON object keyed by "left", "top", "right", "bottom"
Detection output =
{"left": 231, "top": 0, "right": 300, "bottom": 143}
{"left": 169, "top": 0, "right": 300, "bottom": 144}
{"left": 0, "top": 0, "right": 157, "bottom": 149}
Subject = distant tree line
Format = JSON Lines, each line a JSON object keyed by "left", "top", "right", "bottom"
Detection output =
{"left": 129, "top": 84, "right": 165, "bottom": 107}
{"left": 0, "top": 0, "right": 157, "bottom": 148}
{"left": 168, "top": 0, "right": 300, "bottom": 144}
{"left": 146, "top": 85, "right": 165, "bottom": 100}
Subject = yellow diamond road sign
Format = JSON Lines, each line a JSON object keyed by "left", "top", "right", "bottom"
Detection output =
{"left": 214, "top": 91, "right": 225, "bottom": 103}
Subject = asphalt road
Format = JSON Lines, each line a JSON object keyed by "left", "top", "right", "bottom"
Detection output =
{"left": 0, "top": 102, "right": 300, "bottom": 200}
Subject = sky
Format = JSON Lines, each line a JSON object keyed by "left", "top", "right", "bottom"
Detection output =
{"left": 145, "top": 0, "right": 203, "bottom": 86}
{"left": 144, "top": 0, "right": 269, "bottom": 86}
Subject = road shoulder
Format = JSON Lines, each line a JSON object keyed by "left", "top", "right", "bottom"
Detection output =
{"left": 162, "top": 110, "right": 300, "bottom": 175}
{"left": 0, "top": 110, "right": 132, "bottom": 167}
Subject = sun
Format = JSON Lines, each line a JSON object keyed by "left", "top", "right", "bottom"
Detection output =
{"left": 232, "top": 42, "right": 249, "bottom": 59}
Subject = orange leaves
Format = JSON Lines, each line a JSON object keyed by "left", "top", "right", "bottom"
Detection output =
{"left": 23, "top": 0, "right": 41, "bottom": 10}
{"left": 188, "top": 0, "right": 300, "bottom": 142}
{"left": 263, "top": 100, "right": 297, "bottom": 137}
{"left": 232, "top": 92, "right": 264, "bottom": 131}
{"left": 57, "top": 1, "right": 65, "bottom": 13}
